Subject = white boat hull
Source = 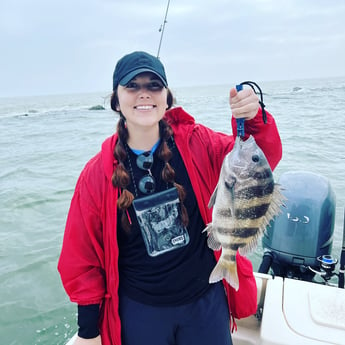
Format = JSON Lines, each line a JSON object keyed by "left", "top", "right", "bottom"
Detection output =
{"left": 233, "top": 273, "right": 345, "bottom": 345}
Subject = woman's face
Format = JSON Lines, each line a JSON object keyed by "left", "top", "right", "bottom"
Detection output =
{"left": 116, "top": 72, "right": 168, "bottom": 131}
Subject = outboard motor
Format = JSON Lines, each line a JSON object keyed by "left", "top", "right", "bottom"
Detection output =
{"left": 259, "top": 171, "right": 336, "bottom": 283}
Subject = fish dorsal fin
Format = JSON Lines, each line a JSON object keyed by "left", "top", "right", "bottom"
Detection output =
{"left": 208, "top": 184, "right": 219, "bottom": 208}
{"left": 266, "top": 184, "right": 286, "bottom": 220}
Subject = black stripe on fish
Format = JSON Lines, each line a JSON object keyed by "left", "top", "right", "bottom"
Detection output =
{"left": 217, "top": 226, "right": 259, "bottom": 238}
{"left": 235, "top": 203, "right": 270, "bottom": 219}
{"left": 222, "top": 254, "right": 236, "bottom": 262}
{"left": 222, "top": 242, "right": 246, "bottom": 250}
{"left": 218, "top": 209, "right": 232, "bottom": 218}
{"left": 231, "top": 227, "right": 259, "bottom": 237}
{"left": 236, "top": 181, "right": 274, "bottom": 199}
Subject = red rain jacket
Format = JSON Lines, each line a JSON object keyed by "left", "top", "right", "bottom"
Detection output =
{"left": 58, "top": 106, "right": 282, "bottom": 345}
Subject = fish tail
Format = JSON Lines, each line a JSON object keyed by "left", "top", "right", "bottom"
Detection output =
{"left": 209, "top": 260, "right": 239, "bottom": 291}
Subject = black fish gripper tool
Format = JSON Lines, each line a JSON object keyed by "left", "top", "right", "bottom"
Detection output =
{"left": 235, "top": 84, "right": 245, "bottom": 138}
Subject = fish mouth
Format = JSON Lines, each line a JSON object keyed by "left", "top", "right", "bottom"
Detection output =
{"left": 232, "top": 135, "right": 260, "bottom": 167}
{"left": 235, "top": 135, "right": 255, "bottom": 147}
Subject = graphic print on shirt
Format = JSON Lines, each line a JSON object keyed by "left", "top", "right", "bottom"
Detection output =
{"left": 132, "top": 187, "right": 190, "bottom": 257}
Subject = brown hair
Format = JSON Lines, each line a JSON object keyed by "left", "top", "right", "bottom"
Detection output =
{"left": 111, "top": 90, "right": 188, "bottom": 231}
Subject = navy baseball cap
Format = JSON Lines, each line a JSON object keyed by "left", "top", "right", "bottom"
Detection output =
{"left": 112, "top": 51, "right": 168, "bottom": 90}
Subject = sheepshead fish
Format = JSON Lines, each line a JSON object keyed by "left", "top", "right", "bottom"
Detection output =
{"left": 204, "top": 135, "right": 284, "bottom": 290}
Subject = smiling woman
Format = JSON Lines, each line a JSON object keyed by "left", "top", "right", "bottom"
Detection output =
{"left": 57, "top": 50, "right": 282, "bottom": 345}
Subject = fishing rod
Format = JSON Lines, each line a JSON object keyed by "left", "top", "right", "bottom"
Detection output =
{"left": 339, "top": 207, "right": 345, "bottom": 288}
{"left": 157, "top": 0, "right": 170, "bottom": 59}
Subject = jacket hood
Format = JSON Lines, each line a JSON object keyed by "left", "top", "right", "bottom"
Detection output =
{"left": 101, "top": 107, "right": 196, "bottom": 180}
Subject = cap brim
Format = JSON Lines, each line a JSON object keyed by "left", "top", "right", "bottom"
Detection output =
{"left": 119, "top": 68, "right": 167, "bottom": 87}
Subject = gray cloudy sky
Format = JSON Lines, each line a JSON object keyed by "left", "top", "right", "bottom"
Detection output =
{"left": 1, "top": 0, "right": 345, "bottom": 97}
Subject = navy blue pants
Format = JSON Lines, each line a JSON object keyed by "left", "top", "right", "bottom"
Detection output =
{"left": 119, "top": 282, "right": 233, "bottom": 345}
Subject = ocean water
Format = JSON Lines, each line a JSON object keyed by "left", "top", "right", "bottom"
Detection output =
{"left": 1, "top": 77, "right": 345, "bottom": 344}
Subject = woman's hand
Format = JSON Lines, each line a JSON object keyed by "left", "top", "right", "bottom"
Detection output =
{"left": 73, "top": 335, "right": 102, "bottom": 345}
{"left": 229, "top": 86, "right": 259, "bottom": 121}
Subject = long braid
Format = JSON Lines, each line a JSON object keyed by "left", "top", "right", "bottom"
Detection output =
{"left": 112, "top": 116, "right": 134, "bottom": 231}
{"left": 158, "top": 120, "right": 189, "bottom": 226}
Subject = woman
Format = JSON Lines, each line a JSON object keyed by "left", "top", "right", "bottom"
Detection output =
{"left": 58, "top": 51, "right": 282, "bottom": 345}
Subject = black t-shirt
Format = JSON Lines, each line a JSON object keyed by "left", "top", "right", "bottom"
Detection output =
{"left": 117, "top": 139, "right": 216, "bottom": 306}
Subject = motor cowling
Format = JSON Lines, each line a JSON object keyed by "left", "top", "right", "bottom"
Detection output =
{"left": 261, "top": 171, "right": 336, "bottom": 281}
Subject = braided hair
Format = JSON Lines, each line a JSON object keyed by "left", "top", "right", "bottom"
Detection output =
{"left": 110, "top": 90, "right": 189, "bottom": 232}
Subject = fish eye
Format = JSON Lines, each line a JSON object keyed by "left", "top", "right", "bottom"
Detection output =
{"left": 252, "top": 154, "right": 260, "bottom": 163}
